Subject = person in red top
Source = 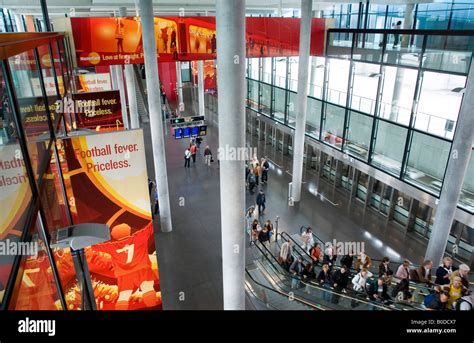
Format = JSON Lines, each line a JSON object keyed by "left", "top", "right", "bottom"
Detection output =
{"left": 190, "top": 143, "right": 198, "bottom": 164}
{"left": 94, "top": 222, "right": 157, "bottom": 310}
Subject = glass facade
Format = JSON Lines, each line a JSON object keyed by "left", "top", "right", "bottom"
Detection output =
{"left": 0, "top": 33, "right": 73, "bottom": 310}
{"left": 245, "top": 29, "right": 473, "bottom": 214}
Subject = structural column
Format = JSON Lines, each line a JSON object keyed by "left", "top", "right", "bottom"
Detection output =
{"left": 216, "top": 0, "right": 246, "bottom": 310}
{"left": 401, "top": 4, "right": 415, "bottom": 48}
{"left": 120, "top": 6, "right": 140, "bottom": 129}
{"left": 176, "top": 62, "right": 184, "bottom": 111}
{"left": 198, "top": 60, "right": 206, "bottom": 117}
{"left": 138, "top": 0, "right": 173, "bottom": 233}
{"left": 425, "top": 65, "right": 474, "bottom": 266}
{"left": 290, "top": 0, "right": 313, "bottom": 202}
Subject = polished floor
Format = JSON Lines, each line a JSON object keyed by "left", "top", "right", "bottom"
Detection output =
{"left": 141, "top": 85, "right": 432, "bottom": 310}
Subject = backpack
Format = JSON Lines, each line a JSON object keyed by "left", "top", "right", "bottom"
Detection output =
{"left": 455, "top": 298, "right": 472, "bottom": 311}
{"left": 423, "top": 293, "right": 436, "bottom": 307}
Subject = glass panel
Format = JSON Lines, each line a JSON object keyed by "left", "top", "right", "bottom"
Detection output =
{"left": 423, "top": 35, "right": 473, "bottom": 75}
{"left": 357, "top": 171, "right": 369, "bottom": 201}
{"left": 50, "top": 42, "right": 65, "bottom": 97}
{"left": 273, "top": 87, "right": 286, "bottom": 123}
{"left": 10, "top": 215, "right": 63, "bottom": 310}
{"left": 416, "top": 3, "right": 450, "bottom": 30}
{"left": 451, "top": 3, "right": 474, "bottom": 30}
{"left": 0, "top": 70, "right": 34, "bottom": 307}
{"left": 344, "top": 111, "right": 372, "bottom": 161}
{"left": 326, "top": 58, "right": 350, "bottom": 107}
{"left": 415, "top": 71, "right": 466, "bottom": 140}
{"left": 306, "top": 97, "right": 322, "bottom": 139}
{"left": 287, "top": 91, "right": 297, "bottom": 127}
{"left": 322, "top": 103, "right": 345, "bottom": 149}
{"left": 327, "top": 32, "right": 353, "bottom": 58}
{"left": 249, "top": 58, "right": 260, "bottom": 80}
{"left": 248, "top": 79, "right": 259, "bottom": 111}
{"left": 274, "top": 57, "right": 287, "bottom": 88}
{"left": 9, "top": 50, "right": 51, "bottom": 182}
{"left": 288, "top": 57, "right": 299, "bottom": 92}
{"left": 353, "top": 33, "right": 385, "bottom": 63}
{"left": 308, "top": 57, "right": 325, "bottom": 99}
{"left": 261, "top": 57, "right": 272, "bottom": 84}
{"left": 371, "top": 120, "right": 407, "bottom": 176}
{"left": 404, "top": 132, "right": 451, "bottom": 196}
{"left": 350, "top": 62, "right": 380, "bottom": 115}
{"left": 459, "top": 151, "right": 474, "bottom": 213}
{"left": 260, "top": 83, "right": 271, "bottom": 116}
{"left": 384, "top": 35, "right": 424, "bottom": 68}
{"left": 379, "top": 65, "right": 417, "bottom": 126}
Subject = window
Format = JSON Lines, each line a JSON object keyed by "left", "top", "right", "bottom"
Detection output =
{"left": 344, "top": 111, "right": 373, "bottom": 161}
{"left": 371, "top": 120, "right": 407, "bottom": 176}
{"left": 322, "top": 103, "right": 345, "bottom": 149}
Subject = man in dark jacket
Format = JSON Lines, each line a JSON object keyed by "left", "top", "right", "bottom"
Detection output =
{"left": 366, "top": 277, "right": 392, "bottom": 303}
{"left": 434, "top": 257, "right": 455, "bottom": 285}
{"left": 340, "top": 252, "right": 354, "bottom": 271}
{"left": 332, "top": 266, "right": 349, "bottom": 292}
{"left": 256, "top": 189, "right": 266, "bottom": 215}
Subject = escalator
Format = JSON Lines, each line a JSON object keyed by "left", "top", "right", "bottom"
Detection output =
{"left": 245, "top": 266, "right": 318, "bottom": 310}
{"left": 250, "top": 240, "right": 399, "bottom": 310}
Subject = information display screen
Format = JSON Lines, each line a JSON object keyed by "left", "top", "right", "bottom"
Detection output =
{"left": 174, "top": 128, "right": 183, "bottom": 139}
{"left": 191, "top": 127, "right": 199, "bottom": 137}
{"left": 183, "top": 127, "right": 191, "bottom": 138}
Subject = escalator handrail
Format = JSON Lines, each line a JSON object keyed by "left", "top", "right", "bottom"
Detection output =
{"left": 252, "top": 240, "right": 394, "bottom": 310}
{"left": 287, "top": 230, "right": 433, "bottom": 299}
{"left": 245, "top": 269, "right": 280, "bottom": 310}
{"left": 245, "top": 268, "right": 321, "bottom": 311}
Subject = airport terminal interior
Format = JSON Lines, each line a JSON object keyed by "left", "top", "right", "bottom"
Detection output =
{"left": 0, "top": 0, "right": 473, "bottom": 311}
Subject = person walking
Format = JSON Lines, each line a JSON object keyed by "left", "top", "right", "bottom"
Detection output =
{"left": 289, "top": 257, "right": 304, "bottom": 289}
{"left": 204, "top": 145, "right": 212, "bottom": 166}
{"left": 190, "top": 143, "right": 198, "bottom": 163}
{"left": 247, "top": 169, "right": 256, "bottom": 194}
{"left": 261, "top": 158, "right": 270, "bottom": 184}
{"left": 301, "top": 227, "right": 314, "bottom": 254}
{"left": 254, "top": 163, "right": 261, "bottom": 186}
{"left": 184, "top": 148, "right": 191, "bottom": 168}
{"left": 279, "top": 239, "right": 293, "bottom": 265}
{"left": 256, "top": 189, "right": 266, "bottom": 215}
{"left": 435, "top": 257, "right": 454, "bottom": 285}
{"left": 392, "top": 20, "right": 402, "bottom": 48}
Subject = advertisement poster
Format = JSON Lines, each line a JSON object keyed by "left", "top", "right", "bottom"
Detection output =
{"left": 191, "top": 60, "right": 217, "bottom": 92}
{"left": 18, "top": 96, "right": 60, "bottom": 136}
{"left": 75, "top": 73, "right": 112, "bottom": 93}
{"left": 72, "top": 90, "right": 123, "bottom": 131}
{"left": 56, "top": 130, "right": 161, "bottom": 310}
{"left": 71, "top": 16, "right": 178, "bottom": 66}
{"left": 70, "top": 16, "right": 326, "bottom": 67}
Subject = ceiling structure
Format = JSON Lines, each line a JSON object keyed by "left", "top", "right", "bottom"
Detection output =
{"left": 0, "top": 0, "right": 435, "bottom": 17}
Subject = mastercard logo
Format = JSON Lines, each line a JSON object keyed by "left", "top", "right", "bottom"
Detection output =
{"left": 41, "top": 54, "right": 52, "bottom": 68}
{"left": 86, "top": 52, "right": 101, "bottom": 65}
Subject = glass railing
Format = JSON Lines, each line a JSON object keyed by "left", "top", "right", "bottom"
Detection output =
{"left": 251, "top": 239, "right": 407, "bottom": 310}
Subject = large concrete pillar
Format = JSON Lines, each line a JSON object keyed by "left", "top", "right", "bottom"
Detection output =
{"left": 198, "top": 60, "right": 206, "bottom": 117}
{"left": 119, "top": 6, "right": 140, "bottom": 129}
{"left": 111, "top": 65, "right": 130, "bottom": 130}
{"left": 138, "top": 0, "right": 173, "bottom": 233}
{"left": 401, "top": 4, "right": 415, "bottom": 48}
{"left": 425, "top": 65, "right": 474, "bottom": 266}
{"left": 290, "top": 0, "right": 313, "bottom": 202}
{"left": 216, "top": 0, "right": 246, "bottom": 310}
{"left": 176, "top": 62, "right": 184, "bottom": 111}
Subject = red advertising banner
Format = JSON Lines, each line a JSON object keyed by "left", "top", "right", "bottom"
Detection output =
{"left": 72, "top": 90, "right": 124, "bottom": 131}
{"left": 70, "top": 17, "right": 326, "bottom": 67}
{"left": 57, "top": 130, "right": 161, "bottom": 310}
{"left": 191, "top": 60, "right": 217, "bottom": 92}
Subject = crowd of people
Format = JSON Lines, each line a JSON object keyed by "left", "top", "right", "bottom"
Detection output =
{"left": 272, "top": 228, "right": 473, "bottom": 311}
{"left": 245, "top": 155, "right": 270, "bottom": 195}
{"left": 245, "top": 206, "right": 275, "bottom": 248}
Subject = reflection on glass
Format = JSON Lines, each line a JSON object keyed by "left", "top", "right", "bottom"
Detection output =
{"left": 11, "top": 216, "right": 62, "bottom": 310}
{"left": 306, "top": 97, "right": 322, "bottom": 138}
{"left": 260, "top": 83, "right": 271, "bottom": 116}
{"left": 423, "top": 35, "right": 473, "bottom": 75}
{"left": 327, "top": 58, "right": 350, "bottom": 107}
{"left": 288, "top": 57, "right": 299, "bottom": 91}
{"left": 248, "top": 79, "right": 259, "bottom": 111}
{"left": 404, "top": 132, "right": 450, "bottom": 196}
{"left": 322, "top": 103, "right": 345, "bottom": 149}
{"left": 371, "top": 120, "right": 407, "bottom": 176}
{"left": 308, "top": 56, "right": 325, "bottom": 99}
{"left": 273, "top": 87, "right": 286, "bottom": 123}
{"left": 350, "top": 62, "right": 380, "bottom": 115}
{"left": 248, "top": 58, "right": 259, "bottom": 80}
{"left": 379, "top": 65, "right": 417, "bottom": 126}
{"left": 261, "top": 57, "right": 272, "bottom": 84}
{"left": 287, "top": 91, "right": 296, "bottom": 127}
{"left": 344, "top": 111, "right": 373, "bottom": 161}
{"left": 416, "top": 71, "right": 466, "bottom": 140}
{"left": 274, "top": 57, "right": 287, "bottom": 88}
